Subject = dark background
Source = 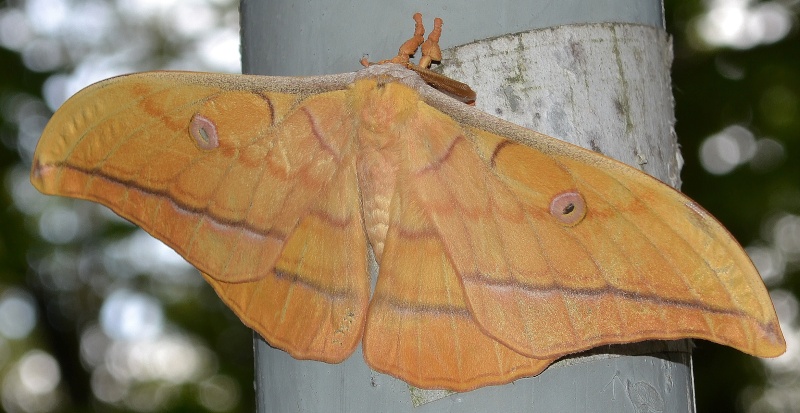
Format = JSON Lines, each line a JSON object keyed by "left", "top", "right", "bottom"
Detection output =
{"left": 0, "top": 0, "right": 797, "bottom": 411}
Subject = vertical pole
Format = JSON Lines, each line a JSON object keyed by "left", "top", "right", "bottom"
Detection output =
{"left": 240, "top": 0, "right": 692, "bottom": 412}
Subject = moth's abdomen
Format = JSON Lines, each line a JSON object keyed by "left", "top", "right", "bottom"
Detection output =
{"left": 356, "top": 145, "right": 398, "bottom": 260}
{"left": 351, "top": 78, "right": 423, "bottom": 260}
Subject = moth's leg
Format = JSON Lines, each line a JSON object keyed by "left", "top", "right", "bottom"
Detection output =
{"left": 394, "top": 12, "right": 425, "bottom": 64}
{"left": 360, "top": 12, "right": 426, "bottom": 67}
{"left": 419, "top": 17, "right": 442, "bottom": 69}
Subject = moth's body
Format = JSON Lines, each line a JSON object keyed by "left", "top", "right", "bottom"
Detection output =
{"left": 31, "top": 63, "right": 785, "bottom": 391}
{"left": 351, "top": 79, "right": 412, "bottom": 259}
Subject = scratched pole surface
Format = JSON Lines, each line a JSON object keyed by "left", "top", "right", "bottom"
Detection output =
{"left": 241, "top": 0, "right": 695, "bottom": 412}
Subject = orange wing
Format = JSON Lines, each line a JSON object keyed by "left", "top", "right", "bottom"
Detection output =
{"left": 383, "top": 92, "right": 785, "bottom": 367}
{"left": 31, "top": 66, "right": 785, "bottom": 392}
{"left": 465, "top": 133, "right": 785, "bottom": 359}
{"left": 31, "top": 72, "right": 370, "bottom": 362}
{"left": 363, "top": 174, "right": 552, "bottom": 391}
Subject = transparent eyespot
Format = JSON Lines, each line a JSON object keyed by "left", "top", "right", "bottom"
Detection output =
{"left": 189, "top": 113, "right": 219, "bottom": 150}
{"left": 549, "top": 191, "right": 586, "bottom": 226}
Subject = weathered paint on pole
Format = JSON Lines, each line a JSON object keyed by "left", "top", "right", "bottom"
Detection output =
{"left": 240, "top": 1, "right": 693, "bottom": 411}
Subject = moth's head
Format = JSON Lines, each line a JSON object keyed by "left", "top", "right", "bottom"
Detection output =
{"left": 351, "top": 75, "right": 420, "bottom": 133}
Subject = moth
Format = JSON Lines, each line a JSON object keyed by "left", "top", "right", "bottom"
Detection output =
{"left": 31, "top": 14, "right": 785, "bottom": 391}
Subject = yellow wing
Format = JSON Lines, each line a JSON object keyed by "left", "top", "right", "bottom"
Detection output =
{"left": 31, "top": 67, "right": 786, "bottom": 392}
{"left": 363, "top": 174, "right": 552, "bottom": 391}
{"left": 31, "top": 72, "right": 370, "bottom": 362}
{"left": 393, "top": 92, "right": 785, "bottom": 363}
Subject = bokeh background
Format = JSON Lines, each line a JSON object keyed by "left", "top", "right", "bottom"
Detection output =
{"left": 0, "top": 0, "right": 797, "bottom": 411}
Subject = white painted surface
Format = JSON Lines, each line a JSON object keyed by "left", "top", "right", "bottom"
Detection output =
{"left": 442, "top": 23, "right": 682, "bottom": 187}
{"left": 241, "top": 0, "right": 663, "bottom": 76}
{"left": 242, "top": 1, "right": 693, "bottom": 411}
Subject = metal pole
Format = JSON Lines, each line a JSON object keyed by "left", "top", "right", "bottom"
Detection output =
{"left": 240, "top": 1, "right": 691, "bottom": 411}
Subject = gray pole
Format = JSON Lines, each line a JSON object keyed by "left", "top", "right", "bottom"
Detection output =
{"left": 240, "top": 1, "right": 693, "bottom": 412}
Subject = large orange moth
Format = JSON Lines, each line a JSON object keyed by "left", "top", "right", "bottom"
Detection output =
{"left": 31, "top": 14, "right": 785, "bottom": 391}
